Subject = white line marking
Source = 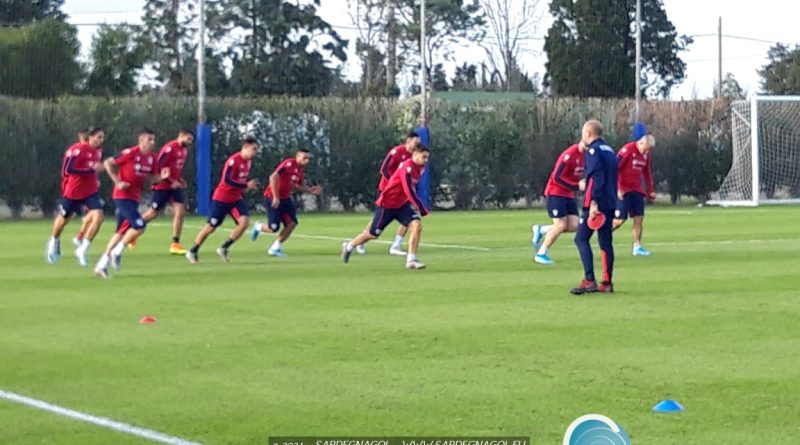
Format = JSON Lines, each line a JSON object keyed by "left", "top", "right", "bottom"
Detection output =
{"left": 648, "top": 210, "right": 694, "bottom": 215}
{"left": 0, "top": 389, "right": 202, "bottom": 445}
{"left": 290, "top": 233, "right": 491, "bottom": 251}
{"left": 150, "top": 223, "right": 797, "bottom": 252}
{"left": 498, "top": 237, "right": 800, "bottom": 251}
{"left": 648, "top": 237, "right": 798, "bottom": 247}
{"left": 150, "top": 223, "right": 492, "bottom": 252}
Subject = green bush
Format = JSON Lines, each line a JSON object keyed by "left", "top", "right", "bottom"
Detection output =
{"left": 0, "top": 95, "right": 734, "bottom": 218}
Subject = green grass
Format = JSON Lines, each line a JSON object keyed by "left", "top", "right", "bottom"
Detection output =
{"left": 1, "top": 207, "right": 799, "bottom": 444}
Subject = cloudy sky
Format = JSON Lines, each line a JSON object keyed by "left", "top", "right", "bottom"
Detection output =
{"left": 62, "top": 0, "right": 799, "bottom": 99}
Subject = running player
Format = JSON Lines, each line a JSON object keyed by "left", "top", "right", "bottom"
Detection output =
{"left": 358, "top": 131, "right": 423, "bottom": 256}
{"left": 94, "top": 128, "right": 167, "bottom": 278}
{"left": 47, "top": 127, "right": 105, "bottom": 266}
{"left": 185, "top": 138, "right": 260, "bottom": 264}
{"left": 531, "top": 142, "right": 586, "bottom": 265}
{"left": 141, "top": 128, "right": 195, "bottom": 255}
{"left": 341, "top": 146, "right": 431, "bottom": 270}
{"left": 250, "top": 149, "right": 322, "bottom": 257}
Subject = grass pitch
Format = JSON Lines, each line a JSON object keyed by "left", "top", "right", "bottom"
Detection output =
{"left": 1, "top": 207, "right": 799, "bottom": 444}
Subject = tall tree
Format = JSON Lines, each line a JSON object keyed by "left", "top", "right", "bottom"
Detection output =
{"left": 395, "top": 0, "right": 485, "bottom": 93}
{"left": 347, "top": 0, "right": 484, "bottom": 96}
{"left": 544, "top": 0, "right": 690, "bottom": 98}
{"left": 141, "top": 0, "right": 198, "bottom": 94}
{"left": 385, "top": 2, "right": 399, "bottom": 95}
{"left": 0, "top": 0, "right": 65, "bottom": 25}
{"left": 718, "top": 72, "right": 745, "bottom": 100}
{"left": 84, "top": 25, "right": 148, "bottom": 96}
{"left": 451, "top": 62, "right": 478, "bottom": 90}
{"left": 759, "top": 44, "right": 800, "bottom": 95}
{"left": 431, "top": 63, "right": 449, "bottom": 91}
{"left": 140, "top": 0, "right": 229, "bottom": 95}
{"left": 221, "top": 0, "right": 348, "bottom": 96}
{"left": 0, "top": 19, "right": 81, "bottom": 97}
{"left": 478, "top": 0, "right": 542, "bottom": 91}
{"left": 357, "top": 46, "right": 389, "bottom": 96}
{"left": 348, "top": 0, "right": 390, "bottom": 96}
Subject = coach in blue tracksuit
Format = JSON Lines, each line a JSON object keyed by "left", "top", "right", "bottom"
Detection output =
{"left": 572, "top": 119, "right": 618, "bottom": 295}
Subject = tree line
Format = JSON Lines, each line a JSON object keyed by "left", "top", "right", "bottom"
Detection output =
{"left": 0, "top": 94, "right": 734, "bottom": 219}
{"left": 0, "top": 0, "right": 798, "bottom": 99}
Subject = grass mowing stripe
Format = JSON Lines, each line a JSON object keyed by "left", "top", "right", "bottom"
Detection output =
{"left": 156, "top": 223, "right": 800, "bottom": 251}
{"left": 149, "top": 222, "right": 493, "bottom": 251}
{"left": 0, "top": 389, "right": 202, "bottom": 445}
{"left": 3, "top": 207, "right": 800, "bottom": 444}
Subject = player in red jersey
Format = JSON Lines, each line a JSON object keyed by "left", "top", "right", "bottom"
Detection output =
{"left": 341, "top": 146, "right": 431, "bottom": 270}
{"left": 141, "top": 128, "right": 195, "bottom": 255}
{"left": 612, "top": 135, "right": 656, "bottom": 256}
{"left": 250, "top": 149, "right": 322, "bottom": 257}
{"left": 356, "top": 131, "right": 422, "bottom": 256}
{"left": 64, "top": 128, "right": 98, "bottom": 248}
{"left": 94, "top": 128, "right": 168, "bottom": 278}
{"left": 530, "top": 142, "right": 587, "bottom": 265}
{"left": 47, "top": 127, "right": 106, "bottom": 266}
{"left": 186, "top": 138, "right": 260, "bottom": 264}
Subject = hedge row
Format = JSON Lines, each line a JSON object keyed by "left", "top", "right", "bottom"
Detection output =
{"left": 0, "top": 95, "right": 732, "bottom": 218}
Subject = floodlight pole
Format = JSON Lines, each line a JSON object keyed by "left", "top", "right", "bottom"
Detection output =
{"left": 197, "top": 0, "right": 207, "bottom": 124}
{"left": 634, "top": 0, "right": 642, "bottom": 121}
{"left": 195, "top": 0, "right": 212, "bottom": 216}
{"left": 420, "top": 0, "right": 427, "bottom": 122}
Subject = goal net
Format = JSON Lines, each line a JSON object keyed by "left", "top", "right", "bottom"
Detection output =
{"left": 709, "top": 96, "right": 800, "bottom": 206}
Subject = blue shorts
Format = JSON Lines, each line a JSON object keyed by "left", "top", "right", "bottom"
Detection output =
{"left": 150, "top": 189, "right": 185, "bottom": 211}
{"left": 208, "top": 200, "right": 248, "bottom": 228}
{"left": 546, "top": 196, "right": 579, "bottom": 219}
{"left": 265, "top": 198, "right": 298, "bottom": 232}
{"left": 615, "top": 193, "right": 645, "bottom": 220}
{"left": 58, "top": 193, "right": 102, "bottom": 218}
{"left": 369, "top": 203, "right": 420, "bottom": 237}
{"left": 114, "top": 199, "right": 146, "bottom": 233}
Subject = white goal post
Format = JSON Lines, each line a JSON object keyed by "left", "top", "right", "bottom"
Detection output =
{"left": 708, "top": 95, "right": 800, "bottom": 206}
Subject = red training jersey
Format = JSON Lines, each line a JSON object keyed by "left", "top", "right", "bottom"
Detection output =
{"left": 264, "top": 158, "right": 305, "bottom": 200}
{"left": 375, "top": 159, "right": 428, "bottom": 215}
{"left": 378, "top": 144, "right": 411, "bottom": 191}
{"left": 152, "top": 140, "right": 188, "bottom": 191}
{"left": 61, "top": 141, "right": 84, "bottom": 194}
{"left": 617, "top": 141, "right": 654, "bottom": 196}
{"left": 63, "top": 143, "right": 102, "bottom": 200}
{"left": 543, "top": 144, "right": 584, "bottom": 199}
{"left": 212, "top": 152, "right": 252, "bottom": 203}
{"left": 112, "top": 146, "right": 156, "bottom": 202}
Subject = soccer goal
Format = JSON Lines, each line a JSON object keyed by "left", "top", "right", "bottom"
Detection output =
{"left": 708, "top": 95, "right": 800, "bottom": 206}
